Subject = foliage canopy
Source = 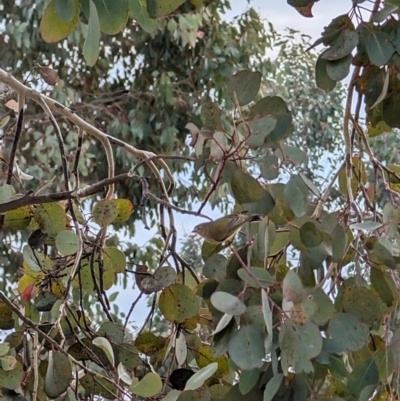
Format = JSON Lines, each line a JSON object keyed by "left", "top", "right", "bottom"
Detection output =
{"left": 2, "top": 0, "right": 400, "bottom": 401}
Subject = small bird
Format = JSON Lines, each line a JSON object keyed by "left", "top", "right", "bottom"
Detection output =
{"left": 192, "top": 213, "right": 261, "bottom": 244}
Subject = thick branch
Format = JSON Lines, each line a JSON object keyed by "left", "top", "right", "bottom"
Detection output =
{"left": 0, "top": 173, "right": 139, "bottom": 213}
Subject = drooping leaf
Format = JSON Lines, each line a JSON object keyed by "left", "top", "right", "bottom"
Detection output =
{"left": 315, "top": 54, "right": 336, "bottom": 92}
{"left": 282, "top": 270, "right": 304, "bottom": 303}
{"left": 83, "top": 0, "right": 101, "bottom": 66}
{"left": 347, "top": 358, "right": 379, "bottom": 398}
{"left": 364, "top": 27, "right": 395, "bottom": 66}
{"left": 287, "top": 0, "right": 319, "bottom": 17}
{"left": 44, "top": 351, "right": 72, "bottom": 398}
{"left": 40, "top": 0, "right": 80, "bottom": 42}
{"left": 93, "top": 337, "right": 115, "bottom": 366}
{"left": 103, "top": 247, "right": 127, "bottom": 274}
{"left": 129, "top": 0, "right": 157, "bottom": 32}
{"left": 93, "top": 0, "right": 129, "bottom": 35}
{"left": 239, "top": 368, "right": 259, "bottom": 395}
{"left": 263, "top": 374, "right": 284, "bottom": 401}
{"left": 55, "top": 0, "right": 76, "bottom": 22}
{"left": 228, "top": 69, "right": 262, "bottom": 106}
{"left": 231, "top": 168, "right": 264, "bottom": 204}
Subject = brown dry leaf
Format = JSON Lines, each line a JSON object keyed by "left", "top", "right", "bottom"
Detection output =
{"left": 5, "top": 99, "right": 18, "bottom": 112}
{"left": 38, "top": 65, "right": 59, "bottom": 86}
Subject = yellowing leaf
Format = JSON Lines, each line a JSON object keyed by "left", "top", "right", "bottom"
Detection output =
{"left": 40, "top": 0, "right": 80, "bottom": 43}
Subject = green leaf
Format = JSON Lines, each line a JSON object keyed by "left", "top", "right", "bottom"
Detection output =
{"left": 331, "top": 224, "right": 347, "bottom": 262}
{"left": 212, "top": 313, "right": 233, "bottom": 336}
{"left": 315, "top": 54, "right": 336, "bottom": 92}
{"left": 299, "top": 288, "right": 334, "bottom": 326}
{"left": 228, "top": 325, "right": 265, "bottom": 370}
{"left": 0, "top": 343, "right": 10, "bottom": 357}
{"left": 93, "top": 0, "right": 129, "bottom": 35}
{"left": 282, "top": 270, "right": 304, "bottom": 303}
{"left": 371, "top": 265, "right": 398, "bottom": 306}
{"left": 135, "top": 332, "right": 165, "bottom": 355}
{"left": 246, "top": 116, "right": 277, "bottom": 148}
{"left": 184, "top": 363, "right": 218, "bottom": 391}
{"left": 248, "top": 96, "right": 293, "bottom": 147}
{"left": 342, "top": 286, "right": 382, "bottom": 325}
{"left": 1, "top": 356, "right": 17, "bottom": 371}
{"left": 231, "top": 168, "right": 263, "bottom": 204}
{"left": 23, "top": 246, "right": 53, "bottom": 272}
{"left": 372, "top": 5, "right": 398, "bottom": 23}
{"left": 263, "top": 373, "right": 283, "bottom": 401}
{"left": 40, "top": 0, "right": 80, "bottom": 42}
{"left": 210, "top": 291, "right": 246, "bottom": 315}
{"left": 0, "top": 360, "right": 23, "bottom": 390}
{"left": 44, "top": 351, "right": 72, "bottom": 398}
{"left": 237, "top": 267, "right": 275, "bottom": 289}
{"left": 239, "top": 368, "right": 259, "bottom": 395}
{"left": 93, "top": 337, "right": 115, "bottom": 366}
{"left": 350, "top": 221, "right": 381, "bottom": 231}
{"left": 203, "top": 254, "right": 227, "bottom": 282}
{"left": 147, "top": 0, "right": 186, "bottom": 17}
{"left": 321, "top": 30, "right": 359, "bottom": 60}
{"left": 83, "top": 0, "right": 101, "bottom": 66}
{"left": 72, "top": 260, "right": 115, "bottom": 294}
{"left": 4, "top": 206, "right": 32, "bottom": 230}
{"left": 300, "top": 222, "right": 323, "bottom": 248}
{"left": 115, "top": 343, "right": 141, "bottom": 369}
{"left": 92, "top": 200, "right": 118, "bottom": 227}
{"left": 287, "top": 0, "right": 319, "bottom": 17}
{"left": 228, "top": 69, "right": 262, "bottom": 106}
{"left": 373, "top": 241, "right": 396, "bottom": 269}
{"left": 365, "top": 28, "right": 395, "bottom": 66}
{"left": 130, "top": 372, "right": 162, "bottom": 397}
{"left": 141, "top": 265, "right": 177, "bottom": 292}
{"left": 326, "top": 54, "right": 352, "bottom": 81}
{"left": 279, "top": 320, "right": 322, "bottom": 375}
{"left": 34, "top": 291, "right": 58, "bottom": 312}
{"left": 55, "top": 0, "right": 76, "bottom": 22}
{"left": 327, "top": 313, "right": 368, "bottom": 352}
{"left": 284, "top": 175, "right": 308, "bottom": 217}
{"left": 278, "top": 145, "right": 308, "bottom": 167}
{"left": 103, "top": 247, "right": 127, "bottom": 273}
{"left": 34, "top": 203, "right": 66, "bottom": 237}
{"left": 163, "top": 390, "right": 182, "bottom": 400}
{"left": 159, "top": 284, "right": 199, "bottom": 323}
{"left": 261, "top": 289, "right": 273, "bottom": 335}
{"left": 0, "top": 184, "right": 16, "bottom": 203}
{"left": 129, "top": 0, "right": 157, "bottom": 33}
{"left": 55, "top": 230, "right": 79, "bottom": 256}
{"left": 347, "top": 358, "right": 379, "bottom": 398}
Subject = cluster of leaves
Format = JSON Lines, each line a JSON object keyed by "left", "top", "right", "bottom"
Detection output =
{"left": 3, "top": 0, "right": 400, "bottom": 401}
